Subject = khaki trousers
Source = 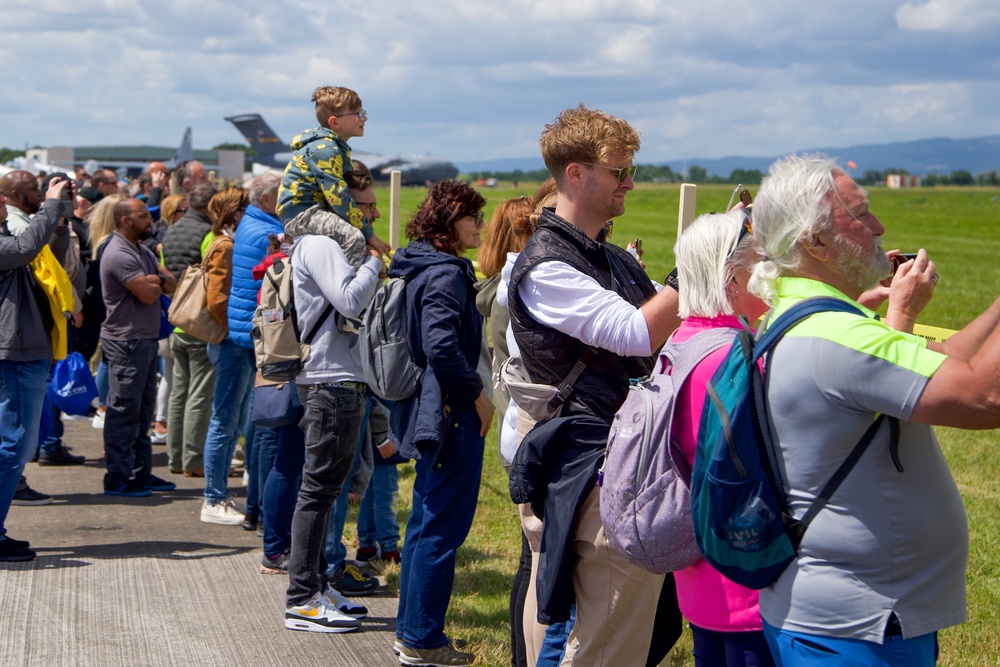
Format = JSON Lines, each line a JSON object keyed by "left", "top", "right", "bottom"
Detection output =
{"left": 562, "top": 486, "right": 663, "bottom": 667}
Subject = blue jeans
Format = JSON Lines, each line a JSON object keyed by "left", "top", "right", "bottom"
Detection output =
{"left": 246, "top": 422, "right": 278, "bottom": 521}
{"left": 691, "top": 624, "right": 775, "bottom": 667}
{"left": 397, "top": 408, "right": 485, "bottom": 650}
{"left": 262, "top": 421, "right": 305, "bottom": 557}
{"left": 286, "top": 383, "right": 368, "bottom": 606}
{"left": 538, "top": 606, "right": 575, "bottom": 667}
{"left": 203, "top": 340, "right": 255, "bottom": 503}
{"left": 39, "top": 362, "right": 63, "bottom": 454}
{"left": 102, "top": 338, "right": 159, "bottom": 486}
{"left": 96, "top": 358, "right": 109, "bottom": 407}
{"left": 762, "top": 619, "right": 937, "bottom": 666}
{"left": 0, "top": 359, "right": 49, "bottom": 537}
{"left": 358, "top": 464, "right": 400, "bottom": 552}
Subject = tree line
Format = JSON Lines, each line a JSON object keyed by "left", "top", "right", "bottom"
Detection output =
{"left": 472, "top": 165, "right": 999, "bottom": 187}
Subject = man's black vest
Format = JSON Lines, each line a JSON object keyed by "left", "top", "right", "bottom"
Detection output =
{"left": 508, "top": 209, "right": 657, "bottom": 420}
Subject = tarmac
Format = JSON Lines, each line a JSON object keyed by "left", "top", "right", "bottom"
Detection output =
{"left": 1, "top": 417, "right": 403, "bottom": 667}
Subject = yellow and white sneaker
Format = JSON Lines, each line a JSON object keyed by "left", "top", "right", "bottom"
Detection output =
{"left": 284, "top": 592, "right": 361, "bottom": 633}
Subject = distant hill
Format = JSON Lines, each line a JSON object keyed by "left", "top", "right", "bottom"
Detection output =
{"left": 458, "top": 135, "right": 1000, "bottom": 178}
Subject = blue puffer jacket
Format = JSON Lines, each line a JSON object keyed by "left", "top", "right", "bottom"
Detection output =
{"left": 386, "top": 239, "right": 484, "bottom": 462}
{"left": 227, "top": 205, "right": 283, "bottom": 349}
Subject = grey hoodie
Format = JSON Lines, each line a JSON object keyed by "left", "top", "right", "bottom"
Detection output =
{"left": 290, "top": 233, "right": 381, "bottom": 385}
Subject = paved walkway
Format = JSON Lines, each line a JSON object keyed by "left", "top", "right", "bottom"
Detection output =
{"left": 1, "top": 418, "right": 402, "bottom": 667}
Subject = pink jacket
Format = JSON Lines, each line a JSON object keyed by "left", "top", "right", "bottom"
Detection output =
{"left": 669, "top": 315, "right": 762, "bottom": 633}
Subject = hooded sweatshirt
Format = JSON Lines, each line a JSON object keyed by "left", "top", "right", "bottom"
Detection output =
{"left": 290, "top": 232, "right": 381, "bottom": 385}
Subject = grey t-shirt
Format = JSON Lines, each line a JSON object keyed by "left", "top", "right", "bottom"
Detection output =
{"left": 100, "top": 232, "right": 161, "bottom": 341}
{"left": 759, "top": 279, "right": 965, "bottom": 643}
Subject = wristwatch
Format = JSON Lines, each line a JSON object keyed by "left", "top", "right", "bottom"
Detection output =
{"left": 159, "top": 274, "right": 166, "bottom": 288}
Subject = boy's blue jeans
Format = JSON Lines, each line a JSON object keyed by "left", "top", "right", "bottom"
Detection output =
{"left": 357, "top": 463, "right": 400, "bottom": 552}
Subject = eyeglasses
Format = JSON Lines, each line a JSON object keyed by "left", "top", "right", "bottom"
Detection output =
{"left": 336, "top": 109, "right": 367, "bottom": 121}
{"left": 356, "top": 200, "right": 378, "bottom": 216}
{"left": 580, "top": 162, "right": 637, "bottom": 183}
{"left": 473, "top": 212, "right": 484, "bottom": 229}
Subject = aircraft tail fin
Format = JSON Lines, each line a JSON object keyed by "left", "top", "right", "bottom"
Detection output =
{"left": 174, "top": 127, "right": 193, "bottom": 164}
{"left": 225, "top": 114, "right": 286, "bottom": 158}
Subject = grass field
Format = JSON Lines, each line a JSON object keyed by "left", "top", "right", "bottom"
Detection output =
{"left": 356, "top": 182, "right": 1000, "bottom": 666}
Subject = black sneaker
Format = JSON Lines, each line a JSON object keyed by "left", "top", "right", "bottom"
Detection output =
{"left": 242, "top": 514, "right": 259, "bottom": 531}
{"left": 0, "top": 538, "right": 36, "bottom": 562}
{"left": 137, "top": 475, "right": 176, "bottom": 492}
{"left": 104, "top": 478, "right": 153, "bottom": 498}
{"left": 330, "top": 563, "right": 379, "bottom": 596}
{"left": 355, "top": 546, "right": 378, "bottom": 563}
{"left": 12, "top": 482, "right": 52, "bottom": 506}
{"left": 1, "top": 536, "right": 29, "bottom": 550}
{"left": 38, "top": 445, "right": 86, "bottom": 466}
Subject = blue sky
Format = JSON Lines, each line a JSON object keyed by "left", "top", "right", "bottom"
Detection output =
{"left": 2, "top": 0, "right": 999, "bottom": 164}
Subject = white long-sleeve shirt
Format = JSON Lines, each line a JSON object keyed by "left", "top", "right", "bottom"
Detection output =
{"left": 517, "top": 259, "right": 654, "bottom": 358}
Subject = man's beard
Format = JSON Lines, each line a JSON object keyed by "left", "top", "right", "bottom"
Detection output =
{"left": 137, "top": 226, "right": 152, "bottom": 241}
{"left": 831, "top": 233, "right": 892, "bottom": 293}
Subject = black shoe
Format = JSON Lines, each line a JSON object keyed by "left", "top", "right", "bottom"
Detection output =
{"left": 242, "top": 514, "right": 259, "bottom": 531}
{"left": 137, "top": 474, "right": 176, "bottom": 492}
{"left": 1, "top": 536, "right": 30, "bottom": 550}
{"left": 104, "top": 478, "right": 153, "bottom": 498}
{"left": 0, "top": 538, "right": 36, "bottom": 562}
{"left": 330, "top": 563, "right": 379, "bottom": 596}
{"left": 12, "top": 483, "right": 53, "bottom": 506}
{"left": 38, "top": 445, "right": 86, "bottom": 466}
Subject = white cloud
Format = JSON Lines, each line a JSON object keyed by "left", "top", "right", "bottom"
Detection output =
{"left": 897, "top": 0, "right": 1000, "bottom": 33}
{"left": 0, "top": 0, "right": 998, "bottom": 164}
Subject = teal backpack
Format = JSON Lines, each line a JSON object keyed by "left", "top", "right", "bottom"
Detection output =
{"left": 691, "top": 297, "right": 898, "bottom": 589}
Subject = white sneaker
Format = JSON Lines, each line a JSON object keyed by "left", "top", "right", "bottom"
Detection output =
{"left": 150, "top": 430, "right": 167, "bottom": 444}
{"left": 91, "top": 412, "right": 105, "bottom": 429}
{"left": 284, "top": 592, "right": 361, "bottom": 633}
{"left": 200, "top": 498, "right": 244, "bottom": 525}
{"left": 322, "top": 584, "right": 368, "bottom": 619}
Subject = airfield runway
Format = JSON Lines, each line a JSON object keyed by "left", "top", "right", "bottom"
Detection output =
{"left": 1, "top": 418, "right": 403, "bottom": 667}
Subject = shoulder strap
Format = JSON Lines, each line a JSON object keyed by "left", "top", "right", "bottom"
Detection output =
{"left": 302, "top": 303, "right": 334, "bottom": 345}
{"left": 750, "top": 296, "right": 898, "bottom": 549}
{"left": 790, "top": 414, "right": 898, "bottom": 547}
{"left": 200, "top": 236, "right": 229, "bottom": 268}
{"left": 754, "top": 297, "right": 864, "bottom": 360}
{"left": 546, "top": 346, "right": 599, "bottom": 414}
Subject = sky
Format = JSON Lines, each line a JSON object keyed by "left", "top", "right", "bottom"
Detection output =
{"left": 2, "top": 0, "right": 999, "bottom": 166}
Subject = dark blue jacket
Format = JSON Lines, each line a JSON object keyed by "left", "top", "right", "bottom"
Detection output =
{"left": 386, "top": 240, "right": 484, "bottom": 462}
{"left": 228, "top": 205, "right": 283, "bottom": 349}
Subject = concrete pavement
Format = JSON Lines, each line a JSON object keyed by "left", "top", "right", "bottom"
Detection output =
{"left": 1, "top": 418, "right": 402, "bottom": 667}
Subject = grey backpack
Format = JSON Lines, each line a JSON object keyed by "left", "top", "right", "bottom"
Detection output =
{"left": 599, "top": 327, "right": 739, "bottom": 574}
{"left": 360, "top": 277, "right": 425, "bottom": 401}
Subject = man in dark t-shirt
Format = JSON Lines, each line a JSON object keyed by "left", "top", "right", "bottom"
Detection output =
{"left": 99, "top": 199, "right": 177, "bottom": 497}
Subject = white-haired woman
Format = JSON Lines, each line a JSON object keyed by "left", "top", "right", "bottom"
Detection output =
{"left": 670, "top": 209, "right": 775, "bottom": 667}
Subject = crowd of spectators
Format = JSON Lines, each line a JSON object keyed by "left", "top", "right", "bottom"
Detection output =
{"left": 1, "top": 91, "right": 990, "bottom": 667}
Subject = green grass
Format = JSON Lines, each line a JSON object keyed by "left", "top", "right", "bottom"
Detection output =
{"left": 358, "top": 182, "right": 1000, "bottom": 666}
